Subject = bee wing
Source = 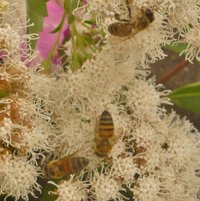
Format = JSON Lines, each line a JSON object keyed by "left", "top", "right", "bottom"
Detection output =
{"left": 62, "top": 150, "right": 79, "bottom": 159}
{"left": 94, "top": 115, "right": 99, "bottom": 141}
{"left": 128, "top": 4, "right": 139, "bottom": 19}
{"left": 108, "top": 22, "right": 134, "bottom": 37}
{"left": 130, "top": 27, "right": 139, "bottom": 36}
{"left": 126, "top": 0, "right": 134, "bottom": 18}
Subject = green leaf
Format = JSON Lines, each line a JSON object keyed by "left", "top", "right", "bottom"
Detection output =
{"left": 164, "top": 43, "right": 200, "bottom": 65}
{"left": 50, "top": 21, "right": 63, "bottom": 34}
{"left": 68, "top": 15, "right": 75, "bottom": 24}
{"left": 26, "top": 0, "right": 48, "bottom": 49}
{"left": 164, "top": 43, "right": 188, "bottom": 55}
{"left": 70, "top": 0, "right": 80, "bottom": 11}
{"left": 169, "top": 82, "right": 200, "bottom": 113}
{"left": 0, "top": 89, "right": 9, "bottom": 98}
{"left": 64, "top": 0, "right": 71, "bottom": 13}
{"left": 51, "top": 11, "right": 67, "bottom": 33}
{"left": 70, "top": 52, "right": 82, "bottom": 70}
{"left": 64, "top": 0, "right": 80, "bottom": 14}
{"left": 0, "top": 195, "right": 15, "bottom": 201}
{"left": 41, "top": 58, "right": 52, "bottom": 73}
{"left": 84, "top": 20, "right": 96, "bottom": 25}
{"left": 82, "top": 34, "right": 94, "bottom": 45}
{"left": 42, "top": 182, "right": 57, "bottom": 201}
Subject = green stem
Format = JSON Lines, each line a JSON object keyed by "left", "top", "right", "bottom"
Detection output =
{"left": 76, "top": 17, "right": 98, "bottom": 33}
{"left": 44, "top": 10, "right": 68, "bottom": 72}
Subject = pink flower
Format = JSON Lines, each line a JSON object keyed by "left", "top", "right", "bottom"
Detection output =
{"left": 36, "top": 0, "right": 69, "bottom": 62}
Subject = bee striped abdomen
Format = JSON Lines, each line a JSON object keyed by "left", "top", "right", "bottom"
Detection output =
{"left": 45, "top": 160, "right": 65, "bottom": 179}
{"left": 99, "top": 111, "right": 114, "bottom": 138}
{"left": 95, "top": 138, "right": 112, "bottom": 156}
{"left": 62, "top": 157, "right": 89, "bottom": 175}
{"left": 108, "top": 22, "right": 133, "bottom": 37}
{"left": 45, "top": 156, "right": 89, "bottom": 179}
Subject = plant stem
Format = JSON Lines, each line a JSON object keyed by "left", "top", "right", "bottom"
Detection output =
{"left": 156, "top": 60, "right": 189, "bottom": 84}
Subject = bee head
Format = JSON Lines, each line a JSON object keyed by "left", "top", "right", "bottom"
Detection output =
{"left": 144, "top": 8, "right": 155, "bottom": 23}
{"left": 42, "top": 163, "right": 50, "bottom": 178}
{"left": 81, "top": 157, "right": 89, "bottom": 167}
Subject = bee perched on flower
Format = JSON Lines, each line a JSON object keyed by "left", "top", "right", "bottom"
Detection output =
{"left": 45, "top": 153, "right": 89, "bottom": 179}
{"left": 95, "top": 110, "right": 116, "bottom": 157}
{"left": 108, "top": 4, "right": 155, "bottom": 37}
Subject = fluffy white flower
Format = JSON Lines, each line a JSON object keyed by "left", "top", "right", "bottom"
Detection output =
{"left": 110, "top": 138, "right": 127, "bottom": 159}
{"left": 125, "top": 79, "right": 171, "bottom": 120}
{"left": 0, "top": 3, "right": 54, "bottom": 200}
{"left": 0, "top": 156, "right": 41, "bottom": 201}
{"left": 110, "top": 156, "right": 139, "bottom": 183}
{"left": 0, "top": 118, "right": 13, "bottom": 144}
{"left": 0, "top": 23, "right": 21, "bottom": 54}
{"left": 51, "top": 177, "right": 87, "bottom": 201}
{"left": 86, "top": 0, "right": 200, "bottom": 63}
{"left": 91, "top": 172, "right": 124, "bottom": 201}
{"left": 0, "top": 0, "right": 9, "bottom": 12}
{"left": 180, "top": 28, "right": 200, "bottom": 62}
{"left": 1, "top": 0, "right": 198, "bottom": 201}
{"left": 133, "top": 176, "right": 164, "bottom": 201}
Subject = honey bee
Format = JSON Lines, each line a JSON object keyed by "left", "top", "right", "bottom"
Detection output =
{"left": 108, "top": 6, "right": 155, "bottom": 37}
{"left": 45, "top": 154, "right": 89, "bottom": 179}
{"left": 95, "top": 110, "right": 115, "bottom": 157}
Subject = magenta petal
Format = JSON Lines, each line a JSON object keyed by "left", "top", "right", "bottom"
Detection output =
{"left": 37, "top": 0, "right": 68, "bottom": 60}
{"left": 43, "top": 0, "right": 64, "bottom": 29}
{"left": 63, "top": 26, "right": 71, "bottom": 39}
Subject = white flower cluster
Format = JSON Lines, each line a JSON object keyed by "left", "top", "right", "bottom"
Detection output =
{"left": 0, "top": 155, "right": 41, "bottom": 201}
{"left": 50, "top": 176, "right": 87, "bottom": 201}
{"left": 1, "top": 0, "right": 200, "bottom": 201}
{"left": 85, "top": 0, "right": 200, "bottom": 63}
{"left": 46, "top": 0, "right": 200, "bottom": 201}
{"left": 0, "top": 2, "right": 53, "bottom": 200}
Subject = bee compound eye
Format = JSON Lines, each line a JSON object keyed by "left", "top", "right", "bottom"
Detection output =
{"left": 145, "top": 8, "right": 155, "bottom": 22}
{"left": 48, "top": 169, "right": 55, "bottom": 177}
{"left": 146, "top": 8, "right": 153, "bottom": 15}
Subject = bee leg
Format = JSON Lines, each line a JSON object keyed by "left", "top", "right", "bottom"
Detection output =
{"left": 125, "top": 0, "right": 133, "bottom": 18}
{"left": 94, "top": 136, "right": 101, "bottom": 144}
{"left": 114, "top": 12, "right": 121, "bottom": 20}
{"left": 66, "top": 150, "right": 79, "bottom": 158}
{"left": 113, "top": 11, "right": 130, "bottom": 22}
